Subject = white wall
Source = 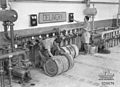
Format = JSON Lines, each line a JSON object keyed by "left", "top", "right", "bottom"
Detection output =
{"left": 95, "top": 4, "right": 118, "bottom": 20}
{"left": 0, "top": 1, "right": 119, "bottom": 31}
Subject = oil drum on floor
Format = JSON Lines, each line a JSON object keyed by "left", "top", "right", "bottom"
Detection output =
{"left": 66, "top": 45, "right": 75, "bottom": 58}
{"left": 60, "top": 44, "right": 79, "bottom": 58}
{"left": 70, "top": 44, "right": 79, "bottom": 58}
{"left": 43, "top": 54, "right": 74, "bottom": 77}
{"left": 61, "top": 53, "right": 74, "bottom": 70}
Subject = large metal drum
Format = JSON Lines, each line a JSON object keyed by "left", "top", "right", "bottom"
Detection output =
{"left": 66, "top": 45, "right": 75, "bottom": 58}
{"left": 61, "top": 47, "right": 71, "bottom": 55}
{"left": 60, "top": 44, "right": 79, "bottom": 58}
{"left": 43, "top": 58, "right": 58, "bottom": 76}
{"left": 43, "top": 55, "right": 70, "bottom": 77}
{"left": 61, "top": 53, "right": 74, "bottom": 70}
{"left": 71, "top": 44, "right": 79, "bottom": 58}
{"left": 57, "top": 56, "right": 69, "bottom": 72}
{"left": 61, "top": 46, "right": 74, "bottom": 58}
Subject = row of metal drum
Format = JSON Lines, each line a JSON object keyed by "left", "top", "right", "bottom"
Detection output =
{"left": 102, "top": 29, "right": 120, "bottom": 40}
{"left": 102, "top": 29, "right": 120, "bottom": 48}
{"left": 104, "top": 37, "right": 120, "bottom": 48}
{"left": 58, "top": 34, "right": 82, "bottom": 52}
{"left": 43, "top": 44, "right": 79, "bottom": 77}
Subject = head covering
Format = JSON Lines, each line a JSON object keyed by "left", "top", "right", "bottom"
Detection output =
{"left": 85, "top": 16, "right": 89, "bottom": 21}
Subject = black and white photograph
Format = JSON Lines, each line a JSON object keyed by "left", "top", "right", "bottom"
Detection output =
{"left": 0, "top": 0, "right": 120, "bottom": 87}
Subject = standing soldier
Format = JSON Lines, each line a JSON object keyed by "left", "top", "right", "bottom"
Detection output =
{"left": 81, "top": 16, "right": 91, "bottom": 54}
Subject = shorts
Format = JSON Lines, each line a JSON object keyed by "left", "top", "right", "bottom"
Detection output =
{"left": 82, "top": 32, "right": 90, "bottom": 43}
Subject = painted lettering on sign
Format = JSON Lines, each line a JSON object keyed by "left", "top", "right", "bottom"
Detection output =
{"left": 39, "top": 12, "right": 66, "bottom": 24}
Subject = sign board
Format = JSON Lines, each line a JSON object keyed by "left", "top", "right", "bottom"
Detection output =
{"left": 38, "top": 12, "right": 66, "bottom": 24}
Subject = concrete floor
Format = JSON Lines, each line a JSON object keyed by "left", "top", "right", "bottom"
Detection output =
{"left": 11, "top": 45, "right": 120, "bottom": 87}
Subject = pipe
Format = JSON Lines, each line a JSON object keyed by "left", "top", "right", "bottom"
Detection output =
{"left": 8, "top": 57, "right": 12, "bottom": 87}
{"left": 0, "top": 61, "right": 5, "bottom": 87}
{"left": 10, "top": 22, "right": 15, "bottom": 52}
{"left": 0, "top": 10, "right": 18, "bottom": 45}
{"left": 3, "top": 22, "right": 11, "bottom": 40}
{"left": 13, "top": 0, "right": 119, "bottom": 5}
{"left": 0, "top": 0, "right": 7, "bottom": 9}
{"left": 13, "top": 0, "right": 84, "bottom": 4}
{"left": 0, "top": 10, "right": 18, "bottom": 41}
{"left": 0, "top": 50, "right": 26, "bottom": 60}
{"left": 84, "top": 0, "right": 90, "bottom": 7}
{"left": 90, "top": 1, "right": 119, "bottom": 5}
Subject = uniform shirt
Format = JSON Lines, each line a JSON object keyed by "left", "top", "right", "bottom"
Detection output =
{"left": 42, "top": 37, "right": 55, "bottom": 57}
{"left": 42, "top": 37, "right": 55, "bottom": 50}
{"left": 83, "top": 22, "right": 91, "bottom": 32}
{"left": 82, "top": 22, "right": 91, "bottom": 43}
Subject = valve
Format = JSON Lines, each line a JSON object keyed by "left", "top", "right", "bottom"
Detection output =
{"left": 60, "top": 30, "right": 65, "bottom": 39}
{"left": 72, "top": 29, "right": 77, "bottom": 38}
{"left": 49, "top": 33, "right": 54, "bottom": 38}
{"left": 70, "top": 30, "right": 73, "bottom": 35}
{"left": 76, "top": 28, "right": 79, "bottom": 34}
{"left": 65, "top": 30, "right": 68, "bottom": 36}
{"left": 31, "top": 36, "right": 35, "bottom": 40}
{"left": 46, "top": 34, "right": 49, "bottom": 38}
{"left": 39, "top": 35, "right": 42, "bottom": 39}
{"left": 52, "top": 33, "right": 55, "bottom": 37}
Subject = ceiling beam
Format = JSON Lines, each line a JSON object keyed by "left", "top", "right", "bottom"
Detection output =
{"left": 12, "top": 0, "right": 119, "bottom": 5}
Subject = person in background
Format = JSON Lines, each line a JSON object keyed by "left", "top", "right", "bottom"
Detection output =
{"left": 81, "top": 16, "right": 91, "bottom": 54}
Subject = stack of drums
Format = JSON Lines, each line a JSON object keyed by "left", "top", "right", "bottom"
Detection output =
{"left": 60, "top": 44, "right": 79, "bottom": 58}
{"left": 101, "top": 29, "right": 120, "bottom": 49}
{"left": 43, "top": 53, "right": 74, "bottom": 77}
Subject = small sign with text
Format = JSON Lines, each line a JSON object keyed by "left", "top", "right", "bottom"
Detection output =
{"left": 39, "top": 12, "right": 66, "bottom": 24}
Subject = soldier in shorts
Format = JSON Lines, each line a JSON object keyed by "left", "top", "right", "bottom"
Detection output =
{"left": 81, "top": 16, "right": 91, "bottom": 54}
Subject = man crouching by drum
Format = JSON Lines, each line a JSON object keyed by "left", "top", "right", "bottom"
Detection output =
{"left": 81, "top": 16, "right": 91, "bottom": 54}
